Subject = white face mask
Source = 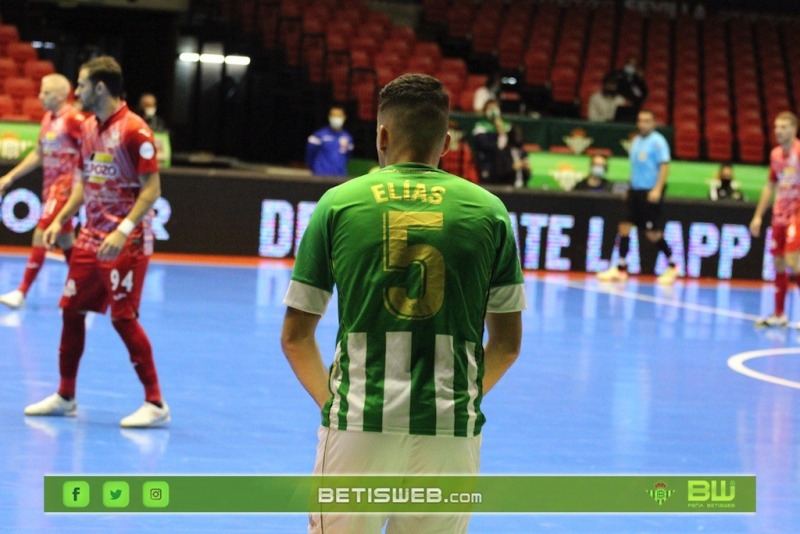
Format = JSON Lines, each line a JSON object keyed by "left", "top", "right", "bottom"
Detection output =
{"left": 624, "top": 64, "right": 636, "bottom": 75}
{"left": 591, "top": 165, "right": 606, "bottom": 177}
{"left": 329, "top": 117, "right": 345, "bottom": 130}
{"left": 144, "top": 106, "right": 157, "bottom": 117}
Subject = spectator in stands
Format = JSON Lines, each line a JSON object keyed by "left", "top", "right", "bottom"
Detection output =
{"left": 136, "top": 92, "right": 167, "bottom": 131}
{"left": 709, "top": 162, "right": 745, "bottom": 201}
{"left": 440, "top": 120, "right": 478, "bottom": 183}
{"left": 506, "top": 125, "right": 531, "bottom": 188}
{"left": 472, "top": 72, "right": 502, "bottom": 114}
{"left": 574, "top": 154, "right": 613, "bottom": 193}
{"left": 611, "top": 55, "right": 648, "bottom": 119}
{"left": 305, "top": 106, "right": 354, "bottom": 177}
{"left": 588, "top": 76, "right": 627, "bottom": 122}
{"left": 472, "top": 99, "right": 513, "bottom": 184}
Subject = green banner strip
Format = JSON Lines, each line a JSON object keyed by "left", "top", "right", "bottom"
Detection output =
{"left": 45, "top": 475, "right": 755, "bottom": 514}
{"left": 0, "top": 120, "right": 172, "bottom": 167}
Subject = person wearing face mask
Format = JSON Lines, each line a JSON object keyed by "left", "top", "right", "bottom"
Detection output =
{"left": 136, "top": 92, "right": 167, "bottom": 131}
{"left": 305, "top": 106, "right": 354, "bottom": 177}
{"left": 709, "top": 162, "right": 745, "bottom": 201}
{"left": 587, "top": 76, "right": 627, "bottom": 122}
{"left": 472, "top": 99, "right": 513, "bottom": 184}
{"left": 574, "top": 154, "right": 613, "bottom": 193}
{"left": 611, "top": 55, "right": 648, "bottom": 120}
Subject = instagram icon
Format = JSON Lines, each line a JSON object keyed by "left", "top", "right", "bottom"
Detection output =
{"left": 143, "top": 481, "right": 170, "bottom": 508}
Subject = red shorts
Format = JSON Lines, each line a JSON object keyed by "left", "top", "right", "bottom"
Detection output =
{"left": 769, "top": 220, "right": 800, "bottom": 256}
{"left": 59, "top": 246, "right": 150, "bottom": 319}
{"left": 37, "top": 195, "right": 75, "bottom": 234}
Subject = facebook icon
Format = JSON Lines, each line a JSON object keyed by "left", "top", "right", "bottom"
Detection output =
{"left": 63, "top": 481, "right": 90, "bottom": 508}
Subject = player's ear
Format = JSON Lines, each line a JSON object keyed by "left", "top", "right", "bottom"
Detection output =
{"left": 377, "top": 124, "right": 389, "bottom": 153}
{"left": 440, "top": 131, "right": 451, "bottom": 158}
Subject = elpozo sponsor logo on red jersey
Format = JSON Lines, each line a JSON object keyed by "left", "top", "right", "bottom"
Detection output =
{"left": 86, "top": 152, "right": 120, "bottom": 183}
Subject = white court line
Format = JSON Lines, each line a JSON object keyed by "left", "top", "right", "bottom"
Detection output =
{"left": 543, "top": 278, "right": 763, "bottom": 322}
{"left": 728, "top": 348, "right": 800, "bottom": 390}
{"left": 539, "top": 277, "right": 800, "bottom": 389}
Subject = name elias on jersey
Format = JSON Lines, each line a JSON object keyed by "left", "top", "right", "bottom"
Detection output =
{"left": 371, "top": 181, "right": 445, "bottom": 205}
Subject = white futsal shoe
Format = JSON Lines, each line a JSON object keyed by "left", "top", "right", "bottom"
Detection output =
{"left": 0, "top": 289, "right": 25, "bottom": 309}
{"left": 120, "top": 401, "right": 171, "bottom": 428}
{"left": 755, "top": 314, "right": 789, "bottom": 328}
{"left": 656, "top": 266, "right": 680, "bottom": 285}
{"left": 596, "top": 266, "right": 629, "bottom": 282}
{"left": 24, "top": 393, "right": 77, "bottom": 417}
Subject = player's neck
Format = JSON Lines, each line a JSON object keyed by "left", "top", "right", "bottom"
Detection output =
{"left": 95, "top": 98, "right": 122, "bottom": 123}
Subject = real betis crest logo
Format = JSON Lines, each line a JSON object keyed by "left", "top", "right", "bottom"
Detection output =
{"left": 563, "top": 128, "right": 593, "bottom": 154}
{"left": 647, "top": 481, "right": 675, "bottom": 505}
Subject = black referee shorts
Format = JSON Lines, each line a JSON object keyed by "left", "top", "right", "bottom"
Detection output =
{"left": 623, "top": 188, "right": 665, "bottom": 232}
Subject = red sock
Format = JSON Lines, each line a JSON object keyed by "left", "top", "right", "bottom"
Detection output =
{"left": 112, "top": 319, "right": 162, "bottom": 404}
{"left": 775, "top": 272, "right": 788, "bottom": 317}
{"left": 62, "top": 246, "right": 72, "bottom": 264}
{"left": 58, "top": 310, "right": 87, "bottom": 399}
{"left": 18, "top": 246, "right": 47, "bottom": 295}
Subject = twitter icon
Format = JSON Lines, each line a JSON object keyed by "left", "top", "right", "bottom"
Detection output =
{"left": 103, "top": 481, "right": 130, "bottom": 508}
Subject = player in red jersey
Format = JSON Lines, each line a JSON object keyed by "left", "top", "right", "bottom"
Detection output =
{"left": 750, "top": 111, "right": 800, "bottom": 327}
{"left": 24, "top": 56, "right": 169, "bottom": 428}
{"left": 0, "top": 74, "right": 86, "bottom": 309}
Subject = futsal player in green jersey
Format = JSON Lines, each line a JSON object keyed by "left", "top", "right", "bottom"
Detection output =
{"left": 282, "top": 73, "right": 526, "bottom": 533}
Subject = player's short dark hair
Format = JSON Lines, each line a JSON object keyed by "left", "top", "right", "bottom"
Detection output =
{"left": 81, "top": 55, "right": 124, "bottom": 98}
{"left": 379, "top": 73, "right": 449, "bottom": 159}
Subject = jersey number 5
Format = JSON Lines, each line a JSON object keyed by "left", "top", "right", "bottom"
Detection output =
{"left": 383, "top": 210, "right": 444, "bottom": 320}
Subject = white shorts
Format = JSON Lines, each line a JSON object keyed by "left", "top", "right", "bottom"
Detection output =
{"left": 309, "top": 425, "right": 482, "bottom": 534}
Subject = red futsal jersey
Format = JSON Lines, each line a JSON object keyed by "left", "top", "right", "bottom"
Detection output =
{"left": 39, "top": 105, "right": 86, "bottom": 202}
{"left": 769, "top": 139, "right": 800, "bottom": 227}
{"left": 77, "top": 103, "right": 159, "bottom": 255}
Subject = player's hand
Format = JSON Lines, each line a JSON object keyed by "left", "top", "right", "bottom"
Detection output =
{"left": 42, "top": 222, "right": 62, "bottom": 248}
{"left": 749, "top": 217, "right": 762, "bottom": 238}
{"left": 647, "top": 187, "right": 662, "bottom": 203}
{"left": 97, "top": 230, "right": 126, "bottom": 261}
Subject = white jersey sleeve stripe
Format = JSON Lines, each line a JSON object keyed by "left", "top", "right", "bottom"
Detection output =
{"left": 383, "top": 332, "right": 412, "bottom": 432}
{"left": 283, "top": 280, "right": 332, "bottom": 315}
{"left": 345, "top": 333, "right": 367, "bottom": 430}
{"left": 434, "top": 335, "right": 456, "bottom": 433}
{"left": 487, "top": 283, "right": 526, "bottom": 313}
{"left": 465, "top": 341, "right": 479, "bottom": 437}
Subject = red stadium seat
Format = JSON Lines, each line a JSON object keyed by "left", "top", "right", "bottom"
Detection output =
{"left": 4, "top": 77, "right": 37, "bottom": 99}
{"left": 23, "top": 59, "right": 55, "bottom": 84}
{"left": 0, "top": 24, "right": 19, "bottom": 55}
{"left": 6, "top": 42, "right": 38, "bottom": 73}
{"left": 22, "top": 96, "right": 44, "bottom": 121}
{"left": 0, "top": 57, "right": 16, "bottom": 82}
{"left": 0, "top": 94, "right": 13, "bottom": 117}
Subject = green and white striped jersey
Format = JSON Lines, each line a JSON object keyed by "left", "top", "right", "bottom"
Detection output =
{"left": 284, "top": 163, "right": 525, "bottom": 437}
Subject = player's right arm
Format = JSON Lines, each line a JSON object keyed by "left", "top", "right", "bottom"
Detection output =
{"left": 750, "top": 180, "right": 775, "bottom": 238}
{"left": 281, "top": 307, "right": 331, "bottom": 409}
{"left": 43, "top": 177, "right": 84, "bottom": 248}
{"left": 482, "top": 311, "right": 522, "bottom": 394}
{"left": 0, "top": 147, "right": 42, "bottom": 194}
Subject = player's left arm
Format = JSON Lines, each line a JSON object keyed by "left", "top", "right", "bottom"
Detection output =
{"left": 648, "top": 137, "right": 671, "bottom": 202}
{"left": 281, "top": 307, "right": 331, "bottom": 409}
{"left": 97, "top": 172, "right": 160, "bottom": 261}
